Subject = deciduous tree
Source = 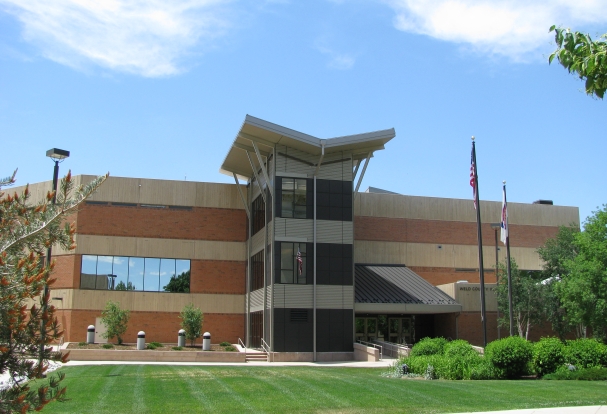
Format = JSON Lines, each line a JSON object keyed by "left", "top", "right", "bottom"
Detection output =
{"left": 179, "top": 303, "right": 203, "bottom": 346}
{"left": 100, "top": 301, "right": 130, "bottom": 345}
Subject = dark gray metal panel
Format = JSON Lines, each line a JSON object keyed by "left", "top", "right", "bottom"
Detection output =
{"left": 355, "top": 265, "right": 460, "bottom": 305}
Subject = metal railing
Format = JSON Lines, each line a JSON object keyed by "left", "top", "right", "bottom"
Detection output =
{"left": 238, "top": 338, "right": 247, "bottom": 354}
{"left": 372, "top": 339, "right": 410, "bottom": 358}
{"left": 261, "top": 338, "right": 272, "bottom": 362}
{"left": 356, "top": 339, "right": 383, "bottom": 360}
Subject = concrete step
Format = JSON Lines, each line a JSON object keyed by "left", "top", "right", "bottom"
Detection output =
{"left": 245, "top": 353, "right": 268, "bottom": 362}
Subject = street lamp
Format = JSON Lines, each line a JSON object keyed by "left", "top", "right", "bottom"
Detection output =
{"left": 39, "top": 148, "right": 70, "bottom": 377}
{"left": 490, "top": 223, "right": 501, "bottom": 339}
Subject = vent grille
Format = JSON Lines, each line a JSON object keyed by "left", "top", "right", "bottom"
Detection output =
{"left": 290, "top": 309, "right": 308, "bottom": 323}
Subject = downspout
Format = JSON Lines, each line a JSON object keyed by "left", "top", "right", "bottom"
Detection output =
{"left": 313, "top": 140, "right": 325, "bottom": 362}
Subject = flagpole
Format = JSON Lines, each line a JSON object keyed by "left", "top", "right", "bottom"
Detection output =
{"left": 503, "top": 181, "right": 514, "bottom": 336}
{"left": 471, "top": 137, "right": 488, "bottom": 347}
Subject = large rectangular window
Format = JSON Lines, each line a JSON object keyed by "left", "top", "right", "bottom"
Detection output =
{"left": 281, "top": 178, "right": 307, "bottom": 218}
{"left": 251, "top": 250, "right": 264, "bottom": 291}
{"left": 251, "top": 195, "right": 265, "bottom": 235}
{"left": 80, "top": 255, "right": 190, "bottom": 292}
{"left": 280, "top": 242, "right": 307, "bottom": 284}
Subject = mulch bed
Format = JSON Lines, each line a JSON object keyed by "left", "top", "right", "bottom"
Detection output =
{"left": 67, "top": 343, "right": 234, "bottom": 352}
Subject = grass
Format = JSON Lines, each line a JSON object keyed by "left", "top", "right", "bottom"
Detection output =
{"left": 40, "top": 365, "right": 607, "bottom": 414}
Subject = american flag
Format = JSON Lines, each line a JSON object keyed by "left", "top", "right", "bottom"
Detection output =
{"left": 470, "top": 143, "right": 477, "bottom": 209}
{"left": 296, "top": 248, "right": 303, "bottom": 275}
{"left": 501, "top": 185, "right": 508, "bottom": 245}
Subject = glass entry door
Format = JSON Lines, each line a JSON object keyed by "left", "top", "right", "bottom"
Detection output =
{"left": 388, "top": 317, "right": 412, "bottom": 345}
{"left": 355, "top": 317, "right": 378, "bottom": 342}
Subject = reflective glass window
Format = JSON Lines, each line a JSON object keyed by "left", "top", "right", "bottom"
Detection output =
{"left": 113, "top": 256, "right": 130, "bottom": 291}
{"left": 128, "top": 257, "right": 144, "bottom": 291}
{"left": 144, "top": 258, "right": 160, "bottom": 292}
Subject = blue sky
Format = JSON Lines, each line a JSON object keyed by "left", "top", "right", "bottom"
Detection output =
{"left": 1, "top": 0, "right": 605, "bottom": 224}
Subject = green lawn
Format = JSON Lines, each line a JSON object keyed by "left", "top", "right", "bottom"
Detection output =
{"left": 39, "top": 365, "right": 607, "bottom": 414}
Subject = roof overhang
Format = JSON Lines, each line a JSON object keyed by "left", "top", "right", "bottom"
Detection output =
{"left": 220, "top": 115, "right": 395, "bottom": 179}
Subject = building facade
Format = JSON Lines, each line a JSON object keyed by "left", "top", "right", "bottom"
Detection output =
{"left": 15, "top": 116, "right": 579, "bottom": 358}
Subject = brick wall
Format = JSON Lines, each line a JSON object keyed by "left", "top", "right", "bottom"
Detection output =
{"left": 51, "top": 255, "right": 81, "bottom": 289}
{"left": 355, "top": 216, "right": 559, "bottom": 248}
{"left": 408, "top": 266, "right": 498, "bottom": 286}
{"left": 58, "top": 310, "right": 244, "bottom": 344}
{"left": 76, "top": 204, "right": 247, "bottom": 242}
{"left": 190, "top": 260, "right": 245, "bottom": 294}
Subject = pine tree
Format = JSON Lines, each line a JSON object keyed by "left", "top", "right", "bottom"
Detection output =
{"left": 0, "top": 169, "right": 107, "bottom": 412}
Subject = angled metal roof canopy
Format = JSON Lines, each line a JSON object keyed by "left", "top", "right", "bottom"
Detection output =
{"left": 355, "top": 265, "right": 462, "bottom": 314}
{"left": 220, "top": 115, "right": 396, "bottom": 179}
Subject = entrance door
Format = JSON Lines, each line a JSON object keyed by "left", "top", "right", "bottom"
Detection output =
{"left": 388, "top": 317, "right": 412, "bottom": 345}
{"left": 95, "top": 317, "right": 108, "bottom": 344}
{"left": 355, "top": 317, "right": 378, "bottom": 342}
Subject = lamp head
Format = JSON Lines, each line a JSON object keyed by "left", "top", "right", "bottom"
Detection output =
{"left": 46, "top": 148, "right": 70, "bottom": 160}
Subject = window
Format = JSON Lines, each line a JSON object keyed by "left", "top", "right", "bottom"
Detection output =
{"left": 80, "top": 255, "right": 190, "bottom": 292}
{"left": 281, "top": 178, "right": 307, "bottom": 218}
{"left": 280, "top": 243, "right": 307, "bottom": 284}
{"left": 251, "top": 250, "right": 264, "bottom": 291}
{"left": 251, "top": 195, "right": 265, "bottom": 235}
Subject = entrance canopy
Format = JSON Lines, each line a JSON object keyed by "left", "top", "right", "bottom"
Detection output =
{"left": 355, "top": 264, "right": 462, "bottom": 314}
{"left": 220, "top": 115, "right": 395, "bottom": 179}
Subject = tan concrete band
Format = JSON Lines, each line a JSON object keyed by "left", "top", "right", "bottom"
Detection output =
{"left": 354, "top": 240, "right": 543, "bottom": 270}
{"left": 49, "top": 289, "right": 244, "bottom": 314}
{"left": 63, "top": 234, "right": 246, "bottom": 262}
{"left": 355, "top": 192, "right": 579, "bottom": 226}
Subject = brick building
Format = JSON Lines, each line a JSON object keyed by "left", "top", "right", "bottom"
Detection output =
{"left": 17, "top": 115, "right": 579, "bottom": 360}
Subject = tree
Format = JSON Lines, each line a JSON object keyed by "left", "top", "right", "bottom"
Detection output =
{"left": 559, "top": 206, "right": 607, "bottom": 342}
{"left": 0, "top": 169, "right": 107, "bottom": 412}
{"left": 549, "top": 25, "right": 607, "bottom": 99}
{"left": 163, "top": 270, "right": 190, "bottom": 293}
{"left": 496, "top": 259, "right": 544, "bottom": 340}
{"left": 537, "top": 225, "right": 580, "bottom": 340}
{"left": 179, "top": 303, "right": 203, "bottom": 346}
{"left": 115, "top": 281, "right": 135, "bottom": 291}
{"left": 100, "top": 301, "right": 130, "bottom": 345}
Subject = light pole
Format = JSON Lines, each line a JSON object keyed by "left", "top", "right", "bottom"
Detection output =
{"left": 39, "top": 148, "right": 69, "bottom": 377}
{"left": 490, "top": 223, "right": 501, "bottom": 339}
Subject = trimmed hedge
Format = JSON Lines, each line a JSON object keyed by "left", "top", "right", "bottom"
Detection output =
{"left": 409, "top": 337, "right": 448, "bottom": 357}
{"left": 533, "top": 337, "right": 565, "bottom": 377}
{"left": 485, "top": 336, "right": 533, "bottom": 379}
{"left": 543, "top": 366, "right": 607, "bottom": 381}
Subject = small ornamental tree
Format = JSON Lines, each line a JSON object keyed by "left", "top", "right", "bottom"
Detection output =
{"left": 179, "top": 303, "right": 203, "bottom": 346}
{"left": 101, "top": 301, "right": 130, "bottom": 345}
{"left": 0, "top": 169, "right": 107, "bottom": 412}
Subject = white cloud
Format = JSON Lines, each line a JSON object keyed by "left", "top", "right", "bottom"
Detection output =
{"left": 1, "top": 0, "right": 232, "bottom": 76}
{"left": 383, "top": 0, "right": 607, "bottom": 60}
{"left": 316, "top": 44, "right": 356, "bottom": 70}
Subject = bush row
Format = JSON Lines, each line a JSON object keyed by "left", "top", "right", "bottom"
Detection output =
{"left": 398, "top": 336, "right": 607, "bottom": 380}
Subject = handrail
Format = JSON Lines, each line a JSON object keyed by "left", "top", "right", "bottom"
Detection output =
{"left": 372, "top": 339, "right": 410, "bottom": 358}
{"left": 238, "top": 338, "right": 247, "bottom": 354}
{"left": 261, "top": 338, "right": 271, "bottom": 362}
{"left": 356, "top": 339, "right": 383, "bottom": 361}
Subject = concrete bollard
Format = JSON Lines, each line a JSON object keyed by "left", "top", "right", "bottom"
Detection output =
{"left": 137, "top": 331, "right": 146, "bottom": 350}
{"left": 202, "top": 332, "right": 211, "bottom": 351}
{"left": 87, "top": 325, "right": 95, "bottom": 344}
{"left": 178, "top": 329, "right": 186, "bottom": 347}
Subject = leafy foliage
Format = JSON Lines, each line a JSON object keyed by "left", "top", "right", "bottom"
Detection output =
{"left": 543, "top": 366, "right": 607, "bottom": 381}
{"left": 409, "top": 337, "right": 447, "bottom": 357}
{"left": 485, "top": 336, "right": 533, "bottom": 379}
{"left": 444, "top": 339, "right": 477, "bottom": 358}
{"left": 115, "top": 281, "right": 135, "bottom": 291}
{"left": 179, "top": 303, "right": 203, "bottom": 346}
{"left": 533, "top": 337, "right": 566, "bottom": 377}
{"left": 0, "top": 169, "right": 107, "bottom": 412}
{"left": 564, "top": 338, "right": 607, "bottom": 369}
{"left": 496, "top": 259, "right": 544, "bottom": 339}
{"left": 100, "top": 301, "right": 130, "bottom": 345}
{"left": 163, "top": 270, "right": 190, "bottom": 293}
{"left": 549, "top": 26, "right": 607, "bottom": 99}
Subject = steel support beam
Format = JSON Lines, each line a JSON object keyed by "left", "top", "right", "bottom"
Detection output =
{"left": 232, "top": 173, "right": 250, "bottom": 219}
{"left": 246, "top": 151, "right": 266, "bottom": 204}
{"left": 353, "top": 152, "right": 372, "bottom": 198}
{"left": 251, "top": 141, "right": 273, "bottom": 198}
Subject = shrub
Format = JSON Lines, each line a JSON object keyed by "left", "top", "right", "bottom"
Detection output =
{"left": 78, "top": 342, "right": 87, "bottom": 347}
{"left": 444, "top": 340, "right": 477, "bottom": 358}
{"left": 564, "top": 338, "right": 607, "bottom": 369}
{"left": 100, "top": 300, "right": 130, "bottom": 345}
{"left": 146, "top": 343, "right": 158, "bottom": 350}
{"left": 219, "top": 341, "right": 231, "bottom": 346}
{"left": 409, "top": 337, "right": 448, "bottom": 357}
{"left": 180, "top": 304, "right": 204, "bottom": 346}
{"left": 543, "top": 366, "right": 607, "bottom": 381}
{"left": 469, "top": 357, "right": 498, "bottom": 380}
{"left": 533, "top": 337, "right": 566, "bottom": 377}
{"left": 102, "top": 344, "right": 114, "bottom": 349}
{"left": 172, "top": 346, "right": 183, "bottom": 351}
{"left": 223, "top": 345, "right": 237, "bottom": 352}
{"left": 149, "top": 342, "right": 163, "bottom": 348}
{"left": 400, "top": 353, "right": 489, "bottom": 380}
{"left": 485, "top": 336, "right": 533, "bottom": 379}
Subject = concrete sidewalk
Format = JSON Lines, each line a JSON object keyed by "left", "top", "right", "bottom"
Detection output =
{"left": 454, "top": 407, "right": 607, "bottom": 414}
